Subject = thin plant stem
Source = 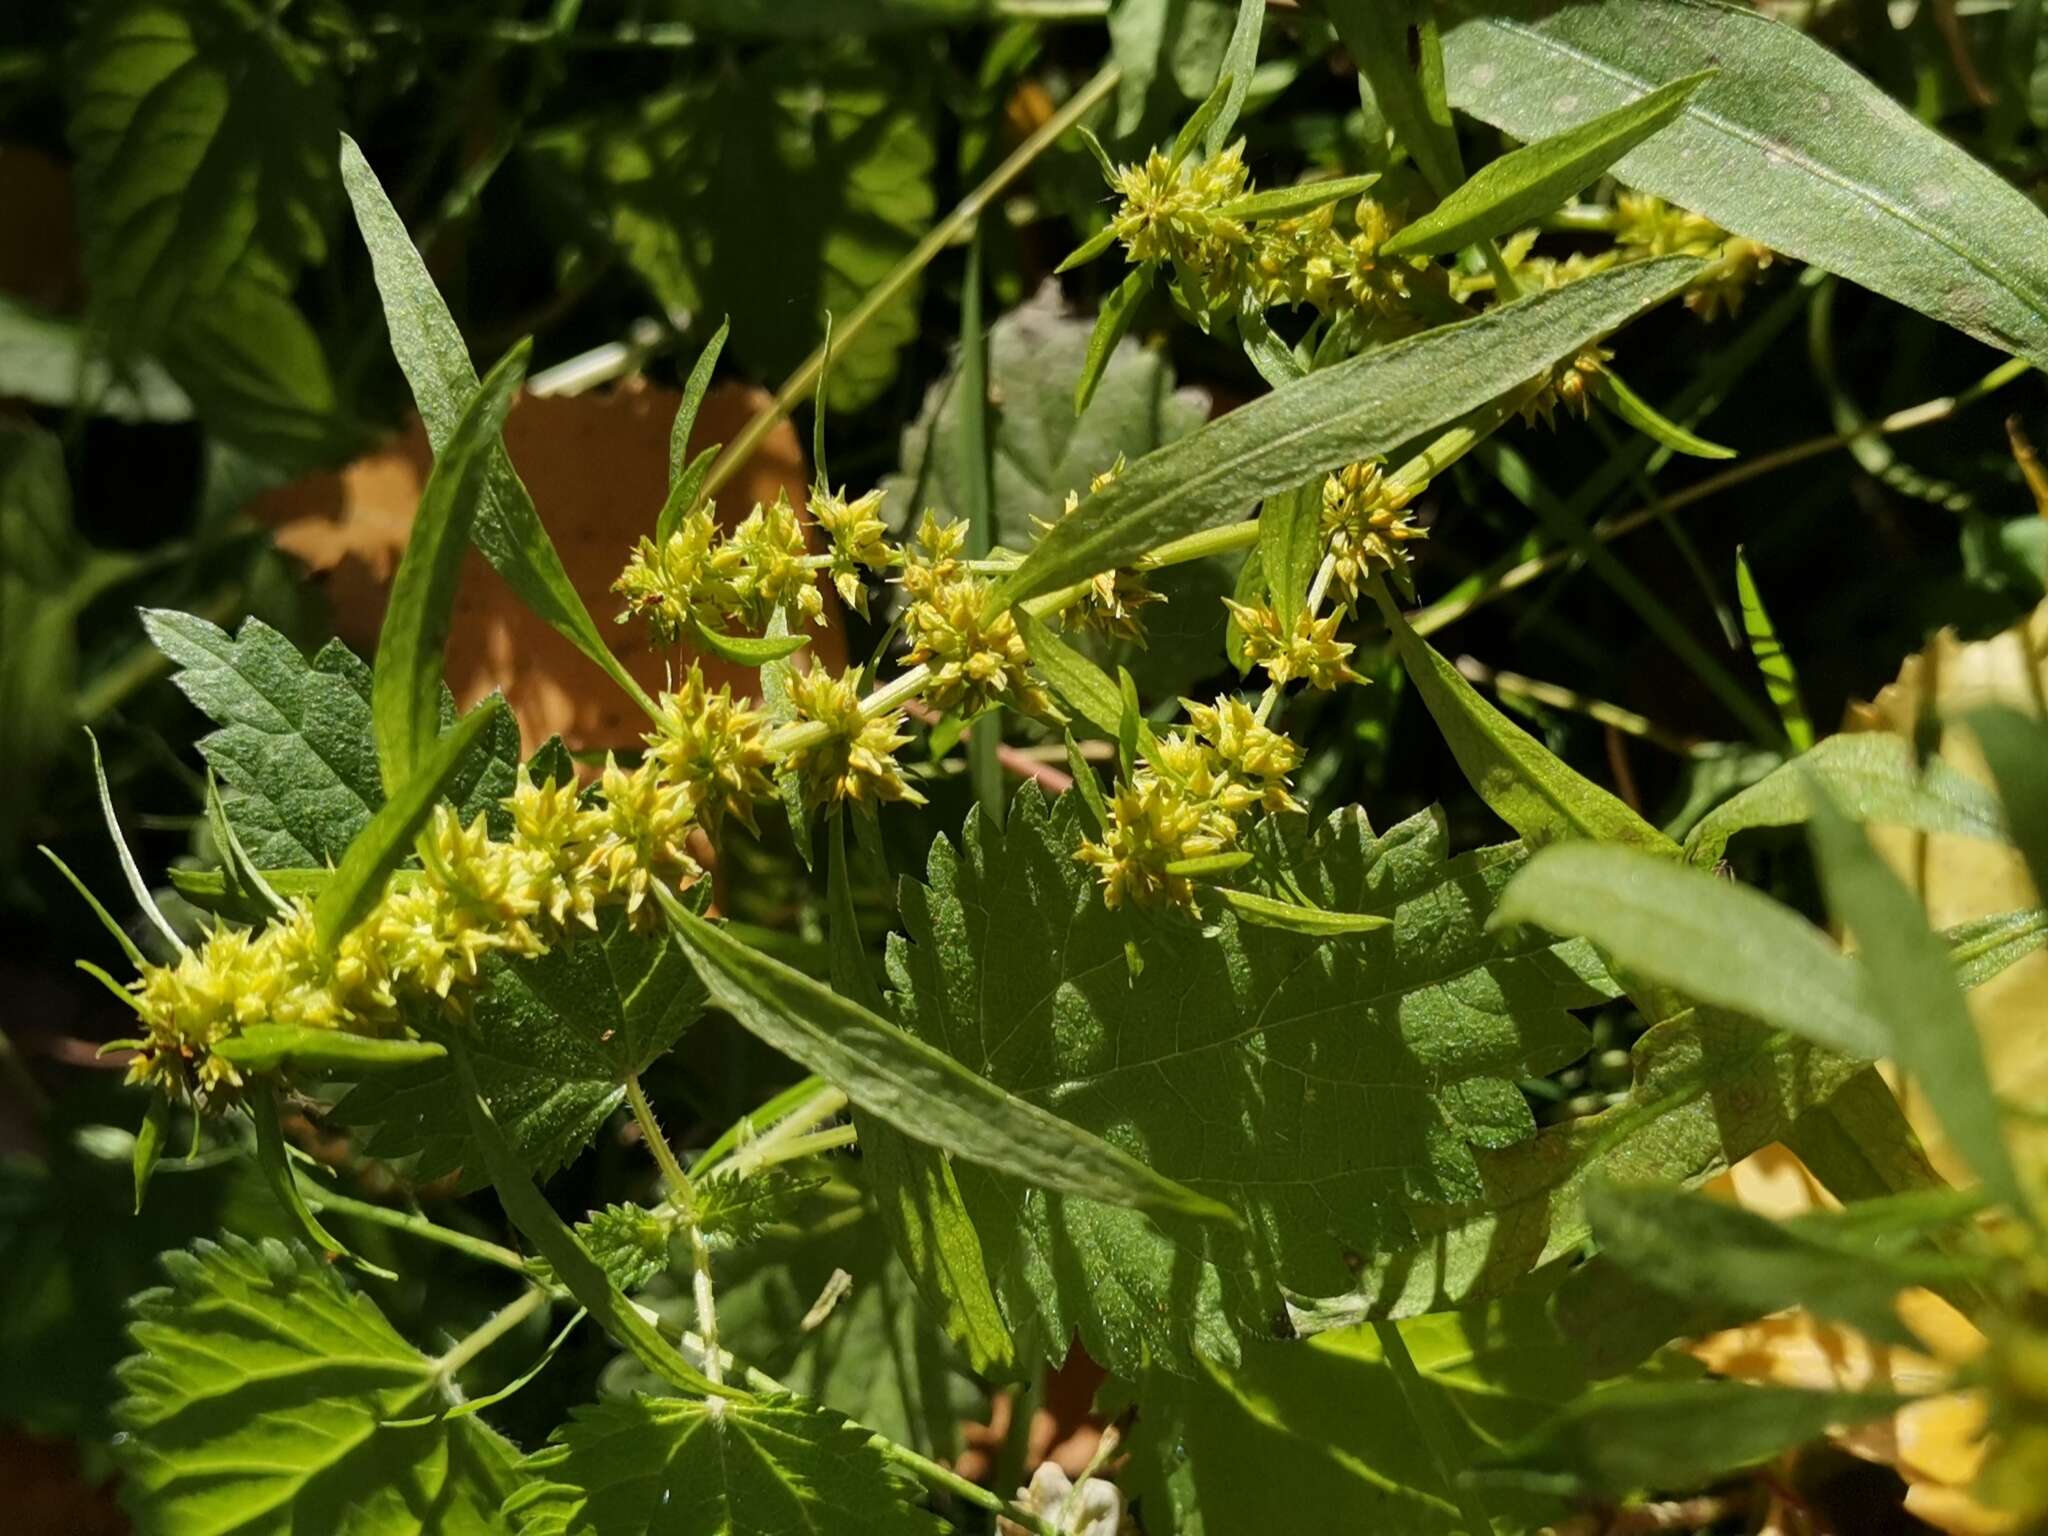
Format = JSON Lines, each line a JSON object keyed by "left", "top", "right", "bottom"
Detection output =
{"left": 434, "top": 1285, "right": 549, "bottom": 1377}
{"left": 295, "top": 1178, "right": 535, "bottom": 1276}
{"left": 1453, "top": 655, "right": 1694, "bottom": 754}
{"left": 701, "top": 63, "right": 1121, "bottom": 505}
{"left": 624, "top": 1071, "right": 723, "bottom": 1389}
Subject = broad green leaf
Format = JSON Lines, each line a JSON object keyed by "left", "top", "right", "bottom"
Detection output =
{"left": 575, "top": 1204, "right": 672, "bottom": 1293}
{"left": 1384, "top": 71, "right": 1711, "bottom": 258}
{"left": 1257, "top": 478, "right": 1321, "bottom": 629}
{"left": 1734, "top": 547, "right": 1813, "bottom": 749}
{"left": 1323, "top": 0, "right": 1464, "bottom": 195}
{"left": 1283, "top": 1009, "right": 1866, "bottom": 1328}
{"left": 1806, "top": 791, "right": 2030, "bottom": 1219}
{"left": 0, "top": 295, "right": 189, "bottom": 422}
{"left": 1584, "top": 1180, "right": 1938, "bottom": 1347}
{"left": 313, "top": 701, "right": 504, "bottom": 953}
{"left": 1216, "top": 886, "right": 1391, "bottom": 935}
{"left": 1597, "top": 369, "right": 1736, "bottom": 461}
{"left": 142, "top": 613, "right": 521, "bottom": 870}
{"left": 374, "top": 343, "right": 529, "bottom": 793}
{"left": 1215, "top": 172, "right": 1382, "bottom": 223}
{"left": 340, "top": 912, "right": 707, "bottom": 1187}
{"left": 1075, "top": 265, "right": 1155, "bottom": 415}
{"left": 1441, "top": 0, "right": 2048, "bottom": 371}
{"left": 506, "top": 1393, "right": 933, "bottom": 1536}
{"left": 1473, "top": 1380, "right": 1902, "bottom": 1497}
{"left": 828, "top": 816, "right": 1012, "bottom": 1375}
{"left": 338, "top": 138, "right": 655, "bottom": 720}
{"left": 1013, "top": 606, "right": 1123, "bottom": 738}
{"left": 452, "top": 1043, "right": 729, "bottom": 1401}
{"left": 1139, "top": 1300, "right": 1591, "bottom": 1535}
{"left": 525, "top": 49, "right": 934, "bottom": 410}
{"left": 115, "top": 1236, "right": 525, "bottom": 1535}
{"left": 879, "top": 282, "right": 1218, "bottom": 700}
{"left": 658, "top": 884, "right": 1236, "bottom": 1227}
{"left": 684, "top": 623, "right": 811, "bottom": 667}
{"left": 888, "top": 788, "right": 1617, "bottom": 1374}
{"left": 1495, "top": 842, "right": 1887, "bottom": 1058}
{"left": 993, "top": 257, "right": 1701, "bottom": 611}
{"left": 1377, "top": 590, "right": 1677, "bottom": 854}
{"left": 1686, "top": 731, "right": 2008, "bottom": 865}
{"left": 214, "top": 1025, "right": 446, "bottom": 1075}
{"left": 1969, "top": 707, "right": 2048, "bottom": 906}
{"left": 69, "top": 0, "right": 343, "bottom": 458}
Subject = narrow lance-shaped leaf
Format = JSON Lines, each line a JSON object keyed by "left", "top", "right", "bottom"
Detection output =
{"left": 1805, "top": 787, "right": 2032, "bottom": 1222}
{"left": 1217, "top": 886, "right": 1391, "bottom": 936}
{"left": 87, "top": 727, "right": 184, "bottom": 954}
{"left": 1075, "top": 264, "right": 1154, "bottom": 416}
{"left": 337, "top": 136, "right": 657, "bottom": 719}
{"left": 669, "top": 318, "right": 729, "bottom": 489}
{"left": 1374, "top": 586, "right": 1677, "bottom": 854}
{"left": 1383, "top": 70, "right": 1713, "bottom": 258}
{"left": 685, "top": 622, "right": 811, "bottom": 667}
{"left": 1013, "top": 605, "right": 1123, "bottom": 738}
{"left": 1597, "top": 369, "right": 1736, "bottom": 462}
{"left": 372, "top": 340, "right": 529, "bottom": 793}
{"left": 1735, "top": 546, "right": 1813, "bottom": 751}
{"left": 133, "top": 1094, "right": 168, "bottom": 1215}
{"left": 250, "top": 1088, "right": 394, "bottom": 1281}
{"left": 1002, "top": 256, "right": 1701, "bottom": 611}
{"left": 656, "top": 885, "right": 1239, "bottom": 1225}
{"left": 828, "top": 815, "right": 1013, "bottom": 1374}
{"left": 451, "top": 1039, "right": 730, "bottom": 1399}
{"left": 1494, "top": 842, "right": 1889, "bottom": 1059}
{"left": 1440, "top": 0, "right": 2048, "bottom": 371}
{"left": 1258, "top": 478, "right": 1322, "bottom": 629}
{"left": 1323, "top": 0, "right": 1464, "bottom": 195}
{"left": 1170, "top": 73, "right": 1235, "bottom": 170}
{"left": 1214, "top": 172, "right": 1381, "bottom": 223}
{"left": 312, "top": 699, "right": 504, "bottom": 953}
{"left": 1207, "top": 0, "right": 1265, "bottom": 157}
{"left": 214, "top": 1025, "right": 446, "bottom": 1075}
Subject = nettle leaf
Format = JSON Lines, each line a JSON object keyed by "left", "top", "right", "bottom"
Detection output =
{"left": 1441, "top": 0, "right": 2048, "bottom": 371}
{"left": 507, "top": 1393, "right": 937, "bottom": 1536}
{"left": 69, "top": 0, "right": 342, "bottom": 458}
{"left": 141, "top": 611, "right": 521, "bottom": 869}
{"left": 575, "top": 1204, "right": 672, "bottom": 1293}
{"left": 340, "top": 912, "right": 707, "bottom": 1188}
{"left": 528, "top": 46, "right": 933, "bottom": 411}
{"left": 884, "top": 786, "right": 1617, "bottom": 1375}
{"left": 116, "top": 1235, "right": 524, "bottom": 1535}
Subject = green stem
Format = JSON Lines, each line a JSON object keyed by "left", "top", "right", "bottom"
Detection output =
{"left": 296, "top": 1178, "right": 538, "bottom": 1277}
{"left": 700, "top": 62, "right": 1121, "bottom": 504}
{"left": 433, "top": 1285, "right": 549, "bottom": 1377}
{"left": 1372, "top": 1320, "right": 1497, "bottom": 1536}
{"left": 624, "top": 1071, "right": 723, "bottom": 1390}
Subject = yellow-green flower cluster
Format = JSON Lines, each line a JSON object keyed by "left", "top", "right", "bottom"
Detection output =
{"left": 1223, "top": 600, "right": 1364, "bottom": 692}
{"left": 1110, "top": 144, "right": 1254, "bottom": 308}
{"left": 124, "top": 666, "right": 778, "bottom": 1108}
{"left": 899, "top": 515, "right": 1055, "bottom": 720}
{"left": 1614, "top": 193, "right": 1775, "bottom": 321}
{"left": 1076, "top": 695, "right": 1302, "bottom": 911}
{"left": 1520, "top": 344, "right": 1612, "bottom": 429}
{"left": 810, "top": 484, "right": 897, "bottom": 618}
{"left": 1039, "top": 458, "right": 1164, "bottom": 645}
{"left": 1321, "top": 460, "right": 1425, "bottom": 611}
{"left": 782, "top": 669, "right": 924, "bottom": 811}
{"left": 613, "top": 493, "right": 827, "bottom": 645}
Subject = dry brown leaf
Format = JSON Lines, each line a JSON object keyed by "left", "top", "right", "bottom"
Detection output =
{"left": 251, "top": 378, "right": 845, "bottom": 753}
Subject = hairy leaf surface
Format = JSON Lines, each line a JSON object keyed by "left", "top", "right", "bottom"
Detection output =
{"left": 116, "top": 1236, "right": 524, "bottom": 1534}
{"left": 886, "top": 786, "right": 1617, "bottom": 1374}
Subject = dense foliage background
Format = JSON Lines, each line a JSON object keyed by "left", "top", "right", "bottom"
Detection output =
{"left": 5, "top": 1, "right": 2048, "bottom": 1531}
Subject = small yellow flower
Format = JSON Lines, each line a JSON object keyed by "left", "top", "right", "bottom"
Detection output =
{"left": 900, "top": 514, "right": 1055, "bottom": 719}
{"left": 783, "top": 669, "right": 926, "bottom": 811}
{"left": 644, "top": 665, "right": 775, "bottom": 837}
{"left": 612, "top": 504, "right": 744, "bottom": 645}
{"left": 577, "top": 756, "right": 704, "bottom": 921}
{"left": 1076, "top": 778, "right": 1225, "bottom": 912}
{"left": 728, "top": 489, "right": 826, "bottom": 631}
{"left": 1109, "top": 145, "right": 1253, "bottom": 304}
{"left": 1519, "top": 344, "right": 1612, "bottom": 428}
{"left": 1320, "top": 459, "right": 1426, "bottom": 611}
{"left": 1038, "top": 459, "right": 1165, "bottom": 644}
{"left": 810, "top": 484, "right": 897, "bottom": 618}
{"left": 507, "top": 775, "right": 601, "bottom": 931}
{"left": 1183, "top": 695, "right": 1304, "bottom": 815}
{"left": 1224, "top": 599, "right": 1363, "bottom": 691}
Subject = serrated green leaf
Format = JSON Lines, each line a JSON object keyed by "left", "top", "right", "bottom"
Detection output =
{"left": 313, "top": 701, "right": 504, "bottom": 953}
{"left": 339, "top": 138, "right": 656, "bottom": 721}
{"left": 1686, "top": 731, "right": 2008, "bottom": 865}
{"left": 115, "top": 1235, "right": 525, "bottom": 1534}
{"left": 660, "top": 883, "right": 1235, "bottom": 1228}
{"left": 576, "top": 1203, "right": 672, "bottom": 1292}
{"left": 340, "top": 911, "right": 707, "bottom": 1188}
{"left": 1075, "top": 264, "right": 1155, "bottom": 416}
{"left": 1473, "top": 1380, "right": 1902, "bottom": 1497}
{"left": 1441, "top": 0, "right": 2048, "bottom": 370}
{"left": 375, "top": 343, "right": 530, "bottom": 793}
{"left": 1013, "top": 606, "right": 1123, "bottom": 738}
{"left": 887, "top": 787, "right": 1616, "bottom": 1374}
{"left": 995, "top": 257, "right": 1700, "bottom": 612}
{"left": 1496, "top": 842, "right": 1887, "bottom": 1058}
{"left": 1285, "top": 1009, "right": 1867, "bottom": 1328}
{"left": 828, "top": 816, "right": 1012, "bottom": 1375}
{"left": 1384, "top": 71, "right": 1711, "bottom": 259}
{"left": 1806, "top": 790, "right": 2030, "bottom": 1220}
{"left": 1377, "top": 590, "right": 1677, "bottom": 855}
{"left": 70, "top": 0, "right": 343, "bottom": 458}
{"left": 507, "top": 1393, "right": 935, "bottom": 1536}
